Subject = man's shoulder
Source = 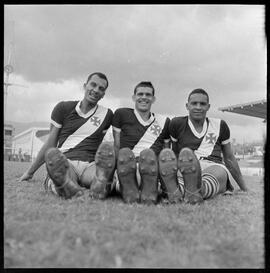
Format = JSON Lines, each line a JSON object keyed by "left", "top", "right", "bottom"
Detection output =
{"left": 170, "top": 116, "right": 188, "bottom": 125}
{"left": 53, "top": 100, "right": 78, "bottom": 114}
{"left": 97, "top": 104, "right": 113, "bottom": 114}
{"left": 114, "top": 107, "right": 133, "bottom": 115}
{"left": 207, "top": 117, "right": 228, "bottom": 126}
{"left": 57, "top": 100, "right": 78, "bottom": 109}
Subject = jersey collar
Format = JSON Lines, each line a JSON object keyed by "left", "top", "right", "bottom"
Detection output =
{"left": 188, "top": 117, "right": 208, "bottom": 138}
{"left": 76, "top": 101, "right": 98, "bottom": 118}
{"left": 134, "top": 109, "right": 155, "bottom": 126}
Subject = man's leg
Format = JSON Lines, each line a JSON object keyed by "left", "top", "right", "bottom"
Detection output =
{"left": 200, "top": 165, "right": 228, "bottom": 199}
{"left": 158, "top": 148, "right": 183, "bottom": 203}
{"left": 89, "top": 142, "right": 116, "bottom": 200}
{"left": 139, "top": 148, "right": 159, "bottom": 204}
{"left": 117, "top": 148, "right": 140, "bottom": 203}
{"left": 178, "top": 148, "right": 229, "bottom": 204}
{"left": 79, "top": 162, "right": 96, "bottom": 189}
{"left": 178, "top": 147, "right": 203, "bottom": 204}
{"left": 45, "top": 148, "right": 83, "bottom": 199}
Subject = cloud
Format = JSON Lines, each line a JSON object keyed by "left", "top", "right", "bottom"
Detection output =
{"left": 4, "top": 5, "right": 266, "bottom": 142}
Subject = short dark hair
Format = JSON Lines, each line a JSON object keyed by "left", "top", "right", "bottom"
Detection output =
{"left": 134, "top": 81, "right": 155, "bottom": 96}
{"left": 86, "top": 72, "right": 109, "bottom": 89}
{"left": 188, "top": 88, "right": 209, "bottom": 103}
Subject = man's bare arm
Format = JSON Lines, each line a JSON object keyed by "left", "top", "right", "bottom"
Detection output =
{"left": 222, "top": 142, "right": 248, "bottom": 191}
{"left": 18, "top": 125, "right": 60, "bottom": 182}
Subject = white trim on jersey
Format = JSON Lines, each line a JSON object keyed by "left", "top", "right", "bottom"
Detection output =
{"left": 134, "top": 109, "right": 155, "bottom": 126}
{"left": 132, "top": 113, "right": 167, "bottom": 157}
{"left": 194, "top": 118, "right": 221, "bottom": 159}
{"left": 188, "top": 117, "right": 208, "bottom": 138}
{"left": 75, "top": 101, "right": 98, "bottom": 119}
{"left": 59, "top": 105, "right": 108, "bottom": 153}
{"left": 51, "top": 119, "right": 62, "bottom": 128}
{"left": 112, "top": 126, "right": 121, "bottom": 133}
{"left": 222, "top": 139, "right": 230, "bottom": 145}
{"left": 170, "top": 136, "right": 177, "bottom": 142}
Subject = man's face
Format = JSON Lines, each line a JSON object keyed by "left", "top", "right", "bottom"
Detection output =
{"left": 83, "top": 74, "right": 108, "bottom": 104}
{"left": 132, "top": 86, "right": 155, "bottom": 112}
{"left": 186, "top": 93, "right": 210, "bottom": 122}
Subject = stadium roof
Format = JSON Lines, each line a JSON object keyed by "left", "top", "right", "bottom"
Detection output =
{"left": 218, "top": 99, "right": 267, "bottom": 120}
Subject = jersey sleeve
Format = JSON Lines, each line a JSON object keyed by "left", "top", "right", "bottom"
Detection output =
{"left": 51, "top": 101, "right": 65, "bottom": 128}
{"left": 105, "top": 109, "right": 114, "bottom": 129}
{"left": 163, "top": 117, "right": 171, "bottom": 143}
{"left": 112, "top": 108, "right": 122, "bottom": 133}
{"left": 220, "top": 120, "right": 230, "bottom": 145}
{"left": 169, "top": 118, "right": 178, "bottom": 142}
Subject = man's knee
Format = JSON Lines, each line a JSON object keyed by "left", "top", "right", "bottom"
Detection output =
{"left": 80, "top": 164, "right": 96, "bottom": 188}
{"left": 202, "top": 165, "right": 228, "bottom": 192}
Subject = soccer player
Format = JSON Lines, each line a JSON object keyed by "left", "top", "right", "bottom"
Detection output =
{"left": 112, "top": 81, "right": 182, "bottom": 204}
{"left": 158, "top": 88, "right": 248, "bottom": 204}
{"left": 19, "top": 72, "right": 115, "bottom": 200}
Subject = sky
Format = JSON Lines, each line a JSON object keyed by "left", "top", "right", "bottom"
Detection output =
{"left": 4, "top": 5, "right": 266, "bottom": 143}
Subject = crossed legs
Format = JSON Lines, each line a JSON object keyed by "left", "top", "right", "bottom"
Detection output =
{"left": 44, "top": 142, "right": 116, "bottom": 199}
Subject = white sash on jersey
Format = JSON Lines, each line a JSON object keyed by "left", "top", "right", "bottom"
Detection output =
{"left": 59, "top": 105, "right": 108, "bottom": 152}
{"left": 194, "top": 118, "right": 221, "bottom": 160}
{"left": 132, "top": 114, "right": 167, "bottom": 157}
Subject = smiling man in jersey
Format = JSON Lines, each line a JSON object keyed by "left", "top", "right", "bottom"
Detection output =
{"left": 19, "top": 72, "right": 115, "bottom": 200}
{"left": 158, "top": 88, "right": 248, "bottom": 204}
{"left": 112, "top": 81, "right": 180, "bottom": 204}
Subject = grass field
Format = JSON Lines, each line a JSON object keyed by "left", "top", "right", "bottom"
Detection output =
{"left": 4, "top": 161, "right": 265, "bottom": 268}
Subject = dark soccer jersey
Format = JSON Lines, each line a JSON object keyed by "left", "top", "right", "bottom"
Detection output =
{"left": 51, "top": 100, "right": 113, "bottom": 163}
{"left": 169, "top": 116, "right": 230, "bottom": 163}
{"left": 112, "top": 108, "right": 170, "bottom": 157}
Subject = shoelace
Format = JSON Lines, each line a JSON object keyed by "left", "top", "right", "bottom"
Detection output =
{"left": 184, "top": 187, "right": 202, "bottom": 198}
{"left": 163, "top": 188, "right": 181, "bottom": 196}
{"left": 54, "top": 179, "right": 71, "bottom": 190}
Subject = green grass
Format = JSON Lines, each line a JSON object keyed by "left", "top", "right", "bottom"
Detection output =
{"left": 4, "top": 161, "right": 264, "bottom": 268}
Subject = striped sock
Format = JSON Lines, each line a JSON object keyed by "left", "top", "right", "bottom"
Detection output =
{"left": 177, "top": 174, "right": 185, "bottom": 196}
{"left": 112, "top": 172, "right": 121, "bottom": 193}
{"left": 201, "top": 173, "right": 220, "bottom": 199}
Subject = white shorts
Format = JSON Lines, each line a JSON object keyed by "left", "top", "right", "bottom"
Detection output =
{"left": 44, "top": 159, "right": 96, "bottom": 195}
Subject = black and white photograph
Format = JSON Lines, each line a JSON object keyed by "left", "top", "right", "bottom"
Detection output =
{"left": 4, "top": 4, "right": 266, "bottom": 268}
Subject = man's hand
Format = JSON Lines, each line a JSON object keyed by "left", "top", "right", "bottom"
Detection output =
{"left": 18, "top": 171, "right": 33, "bottom": 182}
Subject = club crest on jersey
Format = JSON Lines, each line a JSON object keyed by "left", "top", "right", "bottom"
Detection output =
{"left": 205, "top": 133, "right": 217, "bottom": 144}
{"left": 150, "top": 123, "right": 162, "bottom": 136}
{"left": 90, "top": 116, "right": 101, "bottom": 126}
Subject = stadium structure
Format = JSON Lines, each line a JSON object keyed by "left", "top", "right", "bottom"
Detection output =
{"left": 218, "top": 99, "right": 266, "bottom": 121}
{"left": 12, "top": 127, "right": 50, "bottom": 162}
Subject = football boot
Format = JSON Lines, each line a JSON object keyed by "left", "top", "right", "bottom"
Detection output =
{"left": 158, "top": 148, "right": 183, "bottom": 203}
{"left": 90, "top": 142, "right": 116, "bottom": 200}
{"left": 178, "top": 147, "right": 203, "bottom": 204}
{"left": 117, "top": 148, "right": 140, "bottom": 203}
{"left": 45, "top": 148, "right": 83, "bottom": 199}
{"left": 139, "top": 149, "right": 159, "bottom": 205}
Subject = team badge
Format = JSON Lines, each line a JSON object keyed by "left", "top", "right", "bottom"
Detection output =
{"left": 90, "top": 116, "right": 101, "bottom": 126}
{"left": 150, "top": 123, "right": 161, "bottom": 136}
{"left": 205, "top": 133, "right": 217, "bottom": 144}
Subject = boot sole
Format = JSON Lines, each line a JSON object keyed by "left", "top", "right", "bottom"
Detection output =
{"left": 117, "top": 148, "right": 140, "bottom": 203}
{"left": 45, "top": 148, "right": 83, "bottom": 199}
{"left": 158, "top": 148, "right": 182, "bottom": 203}
{"left": 45, "top": 148, "right": 69, "bottom": 186}
{"left": 90, "top": 142, "right": 116, "bottom": 199}
{"left": 178, "top": 147, "right": 203, "bottom": 204}
{"left": 139, "top": 149, "right": 158, "bottom": 205}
